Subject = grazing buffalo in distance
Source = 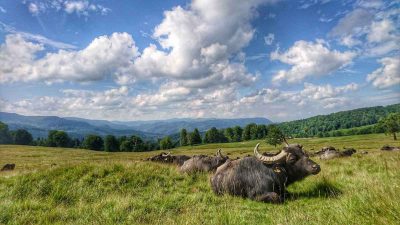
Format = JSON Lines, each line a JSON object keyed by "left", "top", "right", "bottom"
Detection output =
{"left": 180, "top": 149, "right": 229, "bottom": 173}
{"left": 147, "top": 152, "right": 191, "bottom": 166}
{"left": 381, "top": 145, "right": 400, "bottom": 151}
{"left": 318, "top": 146, "right": 357, "bottom": 160}
{"left": 211, "top": 143, "right": 320, "bottom": 203}
{"left": 1, "top": 163, "right": 15, "bottom": 171}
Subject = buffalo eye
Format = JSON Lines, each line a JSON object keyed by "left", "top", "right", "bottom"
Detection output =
{"left": 287, "top": 155, "right": 297, "bottom": 163}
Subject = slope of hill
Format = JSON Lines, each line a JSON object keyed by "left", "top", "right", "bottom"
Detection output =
{"left": 279, "top": 103, "right": 400, "bottom": 137}
{"left": 0, "top": 112, "right": 271, "bottom": 138}
{"left": 0, "top": 112, "right": 157, "bottom": 139}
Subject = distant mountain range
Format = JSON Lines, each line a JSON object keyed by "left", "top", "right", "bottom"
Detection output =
{"left": 0, "top": 112, "right": 271, "bottom": 139}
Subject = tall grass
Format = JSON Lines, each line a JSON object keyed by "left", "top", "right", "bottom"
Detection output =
{"left": 0, "top": 133, "right": 399, "bottom": 224}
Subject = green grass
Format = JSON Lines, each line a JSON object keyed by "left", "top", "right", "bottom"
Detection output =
{"left": 0, "top": 133, "right": 399, "bottom": 224}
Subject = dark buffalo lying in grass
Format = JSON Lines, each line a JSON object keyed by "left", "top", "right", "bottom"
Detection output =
{"left": 1, "top": 163, "right": 15, "bottom": 171}
{"left": 147, "top": 152, "right": 191, "bottom": 166}
{"left": 381, "top": 145, "right": 400, "bottom": 151}
{"left": 180, "top": 149, "right": 229, "bottom": 173}
{"left": 317, "top": 146, "right": 356, "bottom": 160}
{"left": 211, "top": 143, "right": 320, "bottom": 203}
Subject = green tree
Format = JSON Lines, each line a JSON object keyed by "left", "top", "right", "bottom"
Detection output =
{"left": 12, "top": 129, "right": 33, "bottom": 145}
{"left": 83, "top": 134, "right": 104, "bottom": 151}
{"left": 104, "top": 135, "right": 119, "bottom": 152}
{"left": 47, "top": 130, "right": 71, "bottom": 147}
{"left": 224, "top": 127, "right": 235, "bottom": 142}
{"left": 204, "top": 127, "right": 219, "bottom": 143}
{"left": 377, "top": 113, "right": 400, "bottom": 140}
{"left": 265, "top": 125, "right": 287, "bottom": 147}
{"left": 160, "top": 136, "right": 173, "bottom": 150}
{"left": 189, "top": 128, "right": 202, "bottom": 145}
{"left": 0, "top": 121, "right": 12, "bottom": 144}
{"left": 233, "top": 126, "right": 243, "bottom": 142}
{"left": 120, "top": 140, "right": 133, "bottom": 151}
{"left": 180, "top": 128, "right": 189, "bottom": 146}
{"left": 130, "top": 135, "right": 144, "bottom": 152}
{"left": 243, "top": 123, "right": 257, "bottom": 141}
{"left": 256, "top": 124, "right": 268, "bottom": 139}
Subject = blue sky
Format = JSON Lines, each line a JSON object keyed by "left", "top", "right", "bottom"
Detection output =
{"left": 0, "top": 0, "right": 399, "bottom": 122}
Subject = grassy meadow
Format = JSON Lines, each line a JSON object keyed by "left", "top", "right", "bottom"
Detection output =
{"left": 0, "top": 133, "right": 399, "bottom": 224}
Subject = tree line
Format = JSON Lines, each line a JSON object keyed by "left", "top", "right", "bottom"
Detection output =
{"left": 279, "top": 104, "right": 400, "bottom": 138}
{"left": 1, "top": 105, "right": 398, "bottom": 151}
{"left": 0, "top": 122, "right": 175, "bottom": 151}
{"left": 179, "top": 123, "right": 269, "bottom": 146}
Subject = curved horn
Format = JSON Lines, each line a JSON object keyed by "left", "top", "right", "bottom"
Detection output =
{"left": 216, "top": 149, "right": 222, "bottom": 157}
{"left": 254, "top": 143, "right": 287, "bottom": 163}
{"left": 164, "top": 151, "right": 171, "bottom": 156}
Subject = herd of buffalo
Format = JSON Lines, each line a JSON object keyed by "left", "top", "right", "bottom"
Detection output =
{"left": 1, "top": 144, "right": 399, "bottom": 203}
{"left": 146, "top": 143, "right": 399, "bottom": 203}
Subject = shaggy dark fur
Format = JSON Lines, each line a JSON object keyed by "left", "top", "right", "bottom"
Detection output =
{"left": 147, "top": 152, "right": 191, "bottom": 166}
{"left": 211, "top": 144, "right": 320, "bottom": 203}
{"left": 180, "top": 154, "right": 229, "bottom": 173}
{"left": 1, "top": 163, "right": 15, "bottom": 171}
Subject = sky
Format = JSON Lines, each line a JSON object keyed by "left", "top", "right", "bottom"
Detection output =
{"left": 0, "top": 0, "right": 399, "bottom": 122}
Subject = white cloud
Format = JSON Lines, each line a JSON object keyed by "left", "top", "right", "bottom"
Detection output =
{"left": 270, "top": 39, "right": 356, "bottom": 83}
{"left": 264, "top": 33, "right": 275, "bottom": 45}
{"left": 64, "top": 0, "right": 110, "bottom": 16}
{"left": 330, "top": 4, "right": 399, "bottom": 57}
{"left": 367, "top": 19, "right": 396, "bottom": 43}
{"left": 367, "top": 57, "right": 400, "bottom": 89}
{"left": 329, "top": 8, "right": 374, "bottom": 37}
{"left": 0, "top": 21, "right": 77, "bottom": 49}
{"left": 0, "top": 33, "right": 138, "bottom": 83}
{"left": 115, "top": 0, "right": 278, "bottom": 88}
{"left": 0, "top": 6, "right": 6, "bottom": 13}
{"left": 28, "top": 3, "right": 40, "bottom": 15}
{"left": 3, "top": 0, "right": 277, "bottom": 93}
{"left": 24, "top": 0, "right": 110, "bottom": 16}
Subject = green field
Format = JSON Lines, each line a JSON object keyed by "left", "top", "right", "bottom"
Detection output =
{"left": 0, "top": 133, "right": 399, "bottom": 224}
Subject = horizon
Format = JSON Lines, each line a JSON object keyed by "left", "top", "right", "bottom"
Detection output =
{"left": 0, "top": 0, "right": 399, "bottom": 121}
{"left": 1, "top": 102, "right": 398, "bottom": 124}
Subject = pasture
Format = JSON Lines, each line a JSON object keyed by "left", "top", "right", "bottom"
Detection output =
{"left": 0, "top": 133, "right": 399, "bottom": 224}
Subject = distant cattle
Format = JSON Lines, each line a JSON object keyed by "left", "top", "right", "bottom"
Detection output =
{"left": 381, "top": 145, "right": 400, "bottom": 151}
{"left": 180, "top": 149, "right": 229, "bottom": 173}
{"left": 146, "top": 152, "right": 191, "bottom": 166}
{"left": 1, "top": 163, "right": 15, "bottom": 171}
{"left": 317, "top": 146, "right": 356, "bottom": 160}
{"left": 211, "top": 143, "right": 320, "bottom": 203}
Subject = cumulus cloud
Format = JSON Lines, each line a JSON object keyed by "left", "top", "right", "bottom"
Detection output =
{"left": 116, "top": 0, "right": 277, "bottom": 89}
{"left": 270, "top": 39, "right": 356, "bottom": 83}
{"left": 0, "top": 33, "right": 138, "bottom": 83}
{"left": 2, "top": 0, "right": 277, "bottom": 94}
{"left": 367, "top": 57, "right": 400, "bottom": 89}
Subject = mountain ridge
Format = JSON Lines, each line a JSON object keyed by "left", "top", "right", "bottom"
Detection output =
{"left": 0, "top": 112, "right": 271, "bottom": 139}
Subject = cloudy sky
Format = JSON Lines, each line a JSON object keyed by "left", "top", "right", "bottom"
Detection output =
{"left": 0, "top": 0, "right": 399, "bottom": 122}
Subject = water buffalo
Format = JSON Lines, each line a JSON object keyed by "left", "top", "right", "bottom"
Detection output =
{"left": 1, "top": 163, "right": 15, "bottom": 171}
{"left": 381, "top": 145, "right": 400, "bottom": 151}
{"left": 180, "top": 149, "right": 229, "bottom": 173}
{"left": 147, "top": 152, "right": 191, "bottom": 166}
{"left": 211, "top": 143, "right": 320, "bottom": 203}
{"left": 318, "top": 147, "right": 356, "bottom": 160}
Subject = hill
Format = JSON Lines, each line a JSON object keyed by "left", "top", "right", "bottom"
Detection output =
{"left": 0, "top": 112, "right": 271, "bottom": 138}
{"left": 279, "top": 103, "right": 400, "bottom": 137}
{"left": 0, "top": 112, "right": 157, "bottom": 139}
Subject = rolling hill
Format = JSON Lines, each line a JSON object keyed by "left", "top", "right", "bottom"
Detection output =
{"left": 0, "top": 112, "right": 271, "bottom": 139}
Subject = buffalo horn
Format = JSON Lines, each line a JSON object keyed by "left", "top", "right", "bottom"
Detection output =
{"left": 254, "top": 143, "right": 287, "bottom": 163}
